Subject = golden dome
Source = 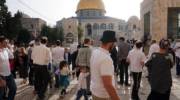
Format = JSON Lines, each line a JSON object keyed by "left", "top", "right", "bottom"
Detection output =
{"left": 76, "top": 0, "right": 106, "bottom": 12}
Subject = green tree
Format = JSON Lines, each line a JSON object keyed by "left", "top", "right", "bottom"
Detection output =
{"left": 41, "top": 25, "right": 64, "bottom": 43}
{"left": 77, "top": 24, "right": 83, "bottom": 43}
{"left": 41, "top": 25, "right": 52, "bottom": 42}
{"left": 0, "top": 0, "right": 9, "bottom": 35}
{"left": 0, "top": 1, "right": 24, "bottom": 40}
{"left": 52, "top": 27, "right": 64, "bottom": 42}
{"left": 58, "top": 26, "right": 64, "bottom": 42}
{"left": 6, "top": 11, "right": 23, "bottom": 39}
{"left": 41, "top": 25, "right": 51, "bottom": 37}
{"left": 17, "top": 28, "right": 31, "bottom": 44}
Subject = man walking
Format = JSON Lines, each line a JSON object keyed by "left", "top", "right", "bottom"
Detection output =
{"left": 51, "top": 40, "right": 64, "bottom": 88}
{"left": 27, "top": 42, "right": 34, "bottom": 85}
{"left": 117, "top": 37, "right": 131, "bottom": 86}
{"left": 148, "top": 40, "right": 160, "bottom": 59}
{"left": 90, "top": 30, "right": 120, "bottom": 100}
{"left": 76, "top": 38, "right": 92, "bottom": 94}
{"left": 0, "top": 36, "right": 17, "bottom": 100}
{"left": 127, "top": 41, "right": 146, "bottom": 100}
{"left": 31, "top": 36, "right": 52, "bottom": 99}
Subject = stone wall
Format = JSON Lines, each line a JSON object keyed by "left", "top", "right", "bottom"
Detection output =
{"left": 141, "top": 0, "right": 180, "bottom": 41}
{"left": 21, "top": 18, "right": 46, "bottom": 37}
{"left": 60, "top": 18, "right": 79, "bottom": 46}
{"left": 127, "top": 16, "right": 142, "bottom": 40}
{"left": 80, "top": 18, "right": 127, "bottom": 40}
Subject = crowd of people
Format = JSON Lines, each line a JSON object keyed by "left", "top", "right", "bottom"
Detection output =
{"left": 0, "top": 30, "right": 180, "bottom": 100}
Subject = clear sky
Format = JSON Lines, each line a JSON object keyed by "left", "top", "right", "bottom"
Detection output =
{"left": 6, "top": 0, "right": 143, "bottom": 26}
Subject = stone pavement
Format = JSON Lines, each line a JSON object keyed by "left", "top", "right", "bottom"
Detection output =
{"left": 14, "top": 68, "right": 180, "bottom": 100}
{"left": 51, "top": 69, "right": 180, "bottom": 100}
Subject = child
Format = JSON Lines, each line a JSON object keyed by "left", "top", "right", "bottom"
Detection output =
{"left": 59, "top": 60, "right": 70, "bottom": 97}
{"left": 76, "top": 67, "right": 89, "bottom": 100}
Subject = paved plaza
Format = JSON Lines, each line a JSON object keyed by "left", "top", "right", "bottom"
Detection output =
{"left": 14, "top": 68, "right": 180, "bottom": 100}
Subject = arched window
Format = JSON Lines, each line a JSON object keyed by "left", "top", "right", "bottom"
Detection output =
{"left": 86, "top": 24, "right": 92, "bottom": 36}
{"left": 133, "top": 24, "right": 137, "bottom": 30}
{"left": 100, "top": 23, "right": 106, "bottom": 30}
{"left": 108, "top": 23, "right": 114, "bottom": 30}
{"left": 93, "top": 23, "right": 99, "bottom": 30}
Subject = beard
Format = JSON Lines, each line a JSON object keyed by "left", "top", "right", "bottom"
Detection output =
{"left": 109, "top": 43, "right": 115, "bottom": 52}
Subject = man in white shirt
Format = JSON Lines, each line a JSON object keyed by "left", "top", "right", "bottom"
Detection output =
{"left": 31, "top": 36, "right": 52, "bottom": 99}
{"left": 0, "top": 36, "right": 17, "bottom": 100}
{"left": 90, "top": 30, "right": 120, "bottom": 100}
{"left": 51, "top": 40, "right": 64, "bottom": 88}
{"left": 127, "top": 41, "right": 146, "bottom": 100}
{"left": 148, "top": 40, "right": 160, "bottom": 58}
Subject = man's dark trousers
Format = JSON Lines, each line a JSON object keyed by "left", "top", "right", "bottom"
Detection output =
{"left": 28, "top": 63, "right": 34, "bottom": 85}
{"left": 0, "top": 74, "right": 17, "bottom": 100}
{"left": 34, "top": 64, "right": 50, "bottom": 99}
{"left": 119, "top": 59, "right": 129, "bottom": 85}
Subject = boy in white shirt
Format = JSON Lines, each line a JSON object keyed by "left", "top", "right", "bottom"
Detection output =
{"left": 76, "top": 67, "right": 89, "bottom": 100}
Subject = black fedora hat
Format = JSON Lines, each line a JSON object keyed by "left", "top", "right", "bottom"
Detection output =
{"left": 100, "top": 30, "right": 117, "bottom": 43}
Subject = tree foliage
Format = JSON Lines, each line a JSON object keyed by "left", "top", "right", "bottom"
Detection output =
{"left": 41, "top": 25, "right": 64, "bottom": 43}
{"left": 78, "top": 24, "right": 84, "bottom": 42}
{"left": 0, "top": 0, "right": 25, "bottom": 40}
{"left": 6, "top": 11, "right": 23, "bottom": 39}
{"left": 17, "top": 28, "right": 31, "bottom": 44}
{"left": 0, "top": 0, "right": 9, "bottom": 35}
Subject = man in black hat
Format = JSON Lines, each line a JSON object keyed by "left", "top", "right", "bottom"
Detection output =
{"left": 90, "top": 30, "right": 120, "bottom": 100}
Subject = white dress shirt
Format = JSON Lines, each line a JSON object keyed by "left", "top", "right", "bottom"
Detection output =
{"left": 31, "top": 44, "right": 52, "bottom": 66}
{"left": 0, "top": 48, "right": 14, "bottom": 76}
{"left": 51, "top": 46, "right": 64, "bottom": 63}
{"left": 127, "top": 48, "right": 146, "bottom": 72}
{"left": 148, "top": 43, "right": 160, "bottom": 58}
{"left": 90, "top": 47, "right": 115, "bottom": 98}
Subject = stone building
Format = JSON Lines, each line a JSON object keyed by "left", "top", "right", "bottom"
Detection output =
{"left": 57, "top": 17, "right": 79, "bottom": 44}
{"left": 127, "top": 16, "right": 142, "bottom": 40}
{"left": 141, "top": 0, "right": 180, "bottom": 41}
{"left": 21, "top": 18, "right": 46, "bottom": 38}
{"left": 57, "top": 0, "right": 140, "bottom": 46}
